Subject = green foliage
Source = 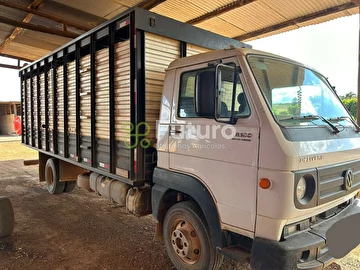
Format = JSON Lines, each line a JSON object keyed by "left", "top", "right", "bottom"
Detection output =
{"left": 341, "top": 97, "right": 357, "bottom": 120}
{"left": 287, "top": 98, "right": 300, "bottom": 116}
{"left": 287, "top": 104, "right": 300, "bottom": 116}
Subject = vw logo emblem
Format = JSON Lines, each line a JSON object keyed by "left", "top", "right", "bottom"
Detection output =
{"left": 344, "top": 169, "right": 354, "bottom": 191}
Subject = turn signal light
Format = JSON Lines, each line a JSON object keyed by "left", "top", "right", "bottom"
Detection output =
{"left": 259, "top": 178, "right": 271, "bottom": 189}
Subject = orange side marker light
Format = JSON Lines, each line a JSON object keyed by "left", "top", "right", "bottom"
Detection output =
{"left": 259, "top": 178, "right": 271, "bottom": 189}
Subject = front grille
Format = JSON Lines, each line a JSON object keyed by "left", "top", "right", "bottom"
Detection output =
{"left": 318, "top": 160, "right": 360, "bottom": 205}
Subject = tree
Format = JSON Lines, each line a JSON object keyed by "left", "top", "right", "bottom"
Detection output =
{"left": 345, "top": 92, "right": 356, "bottom": 99}
{"left": 287, "top": 97, "right": 300, "bottom": 116}
{"left": 341, "top": 97, "right": 357, "bottom": 120}
{"left": 339, "top": 91, "right": 356, "bottom": 100}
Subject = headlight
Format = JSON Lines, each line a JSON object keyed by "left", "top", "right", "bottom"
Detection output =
{"left": 295, "top": 174, "right": 316, "bottom": 205}
{"left": 297, "top": 177, "right": 307, "bottom": 200}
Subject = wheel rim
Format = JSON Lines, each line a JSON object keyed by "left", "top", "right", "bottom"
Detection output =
{"left": 170, "top": 219, "right": 201, "bottom": 265}
{"left": 46, "top": 166, "right": 54, "bottom": 187}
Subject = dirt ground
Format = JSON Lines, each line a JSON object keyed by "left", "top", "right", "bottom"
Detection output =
{"left": 0, "top": 141, "right": 359, "bottom": 270}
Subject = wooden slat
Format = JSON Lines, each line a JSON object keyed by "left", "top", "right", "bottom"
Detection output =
{"left": 32, "top": 76, "right": 38, "bottom": 147}
{"left": 57, "top": 66, "right": 64, "bottom": 133}
{"left": 145, "top": 33, "right": 180, "bottom": 143}
{"left": 48, "top": 68, "right": 53, "bottom": 133}
{"left": 80, "top": 55, "right": 91, "bottom": 137}
{"left": 186, "top": 43, "right": 211, "bottom": 57}
{"left": 21, "top": 80, "right": 26, "bottom": 140}
{"left": 114, "top": 40, "right": 131, "bottom": 142}
{"left": 94, "top": 47, "right": 110, "bottom": 139}
{"left": 26, "top": 78, "right": 31, "bottom": 140}
{"left": 67, "top": 60, "right": 76, "bottom": 135}
{"left": 39, "top": 72, "right": 46, "bottom": 150}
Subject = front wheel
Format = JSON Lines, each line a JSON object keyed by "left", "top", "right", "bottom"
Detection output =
{"left": 163, "top": 201, "right": 223, "bottom": 270}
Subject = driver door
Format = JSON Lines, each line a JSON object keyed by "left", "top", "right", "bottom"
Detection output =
{"left": 168, "top": 58, "right": 260, "bottom": 232}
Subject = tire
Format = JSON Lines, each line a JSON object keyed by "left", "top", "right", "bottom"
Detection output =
{"left": 0, "top": 196, "right": 14, "bottom": 238}
{"left": 163, "top": 201, "right": 223, "bottom": 270}
{"left": 64, "top": 181, "right": 77, "bottom": 193}
{"left": 45, "top": 158, "right": 65, "bottom": 194}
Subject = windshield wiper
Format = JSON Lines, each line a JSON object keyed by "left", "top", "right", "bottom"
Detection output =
{"left": 280, "top": 115, "right": 340, "bottom": 134}
{"left": 328, "top": 116, "right": 360, "bottom": 133}
{"left": 314, "top": 115, "right": 340, "bottom": 134}
{"left": 279, "top": 115, "right": 319, "bottom": 121}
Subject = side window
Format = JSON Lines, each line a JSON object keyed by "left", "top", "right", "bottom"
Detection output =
{"left": 178, "top": 65, "right": 250, "bottom": 118}
{"left": 178, "top": 68, "right": 213, "bottom": 118}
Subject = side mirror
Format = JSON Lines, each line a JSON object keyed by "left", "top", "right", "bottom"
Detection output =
{"left": 195, "top": 70, "right": 215, "bottom": 118}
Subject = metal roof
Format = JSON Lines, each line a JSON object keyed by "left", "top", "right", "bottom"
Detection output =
{"left": 0, "top": 0, "right": 358, "bottom": 63}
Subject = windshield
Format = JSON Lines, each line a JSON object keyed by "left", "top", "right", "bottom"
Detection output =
{"left": 247, "top": 55, "right": 352, "bottom": 127}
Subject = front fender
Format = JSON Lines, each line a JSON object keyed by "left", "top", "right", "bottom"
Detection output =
{"left": 152, "top": 167, "right": 225, "bottom": 247}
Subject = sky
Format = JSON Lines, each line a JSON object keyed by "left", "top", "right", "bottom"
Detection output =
{"left": 0, "top": 14, "right": 359, "bottom": 101}
{"left": 247, "top": 14, "right": 359, "bottom": 97}
{"left": 0, "top": 56, "right": 24, "bottom": 101}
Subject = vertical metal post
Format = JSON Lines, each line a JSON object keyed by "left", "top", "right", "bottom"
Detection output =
{"left": 180, "top": 41, "right": 187, "bottom": 58}
{"left": 76, "top": 42, "right": 81, "bottom": 161}
{"left": 134, "top": 28, "right": 146, "bottom": 181}
{"left": 90, "top": 34, "right": 97, "bottom": 167}
{"left": 63, "top": 52, "right": 69, "bottom": 157}
{"left": 129, "top": 13, "right": 136, "bottom": 180}
{"left": 109, "top": 23, "right": 116, "bottom": 174}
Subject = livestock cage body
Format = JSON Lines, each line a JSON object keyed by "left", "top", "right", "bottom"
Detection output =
{"left": 20, "top": 7, "right": 247, "bottom": 186}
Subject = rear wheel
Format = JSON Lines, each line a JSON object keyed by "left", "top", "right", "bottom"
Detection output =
{"left": 45, "top": 158, "right": 65, "bottom": 194}
{"left": 64, "top": 181, "right": 77, "bottom": 193}
{"left": 163, "top": 201, "right": 223, "bottom": 270}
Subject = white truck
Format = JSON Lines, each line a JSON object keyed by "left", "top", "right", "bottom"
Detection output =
{"left": 20, "top": 7, "right": 360, "bottom": 270}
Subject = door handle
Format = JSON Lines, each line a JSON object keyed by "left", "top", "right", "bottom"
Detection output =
{"left": 169, "top": 126, "right": 182, "bottom": 134}
{"left": 169, "top": 129, "right": 182, "bottom": 134}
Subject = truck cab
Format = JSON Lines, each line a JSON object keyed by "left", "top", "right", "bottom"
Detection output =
{"left": 152, "top": 47, "right": 360, "bottom": 270}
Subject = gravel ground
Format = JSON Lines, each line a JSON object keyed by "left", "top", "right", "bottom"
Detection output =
{"left": 0, "top": 142, "right": 359, "bottom": 270}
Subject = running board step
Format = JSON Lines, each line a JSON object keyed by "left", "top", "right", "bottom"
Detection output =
{"left": 217, "top": 246, "right": 251, "bottom": 263}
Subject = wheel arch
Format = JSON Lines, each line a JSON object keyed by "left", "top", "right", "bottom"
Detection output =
{"left": 152, "top": 167, "right": 226, "bottom": 247}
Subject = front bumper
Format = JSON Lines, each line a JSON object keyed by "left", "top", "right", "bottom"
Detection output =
{"left": 250, "top": 199, "right": 360, "bottom": 270}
